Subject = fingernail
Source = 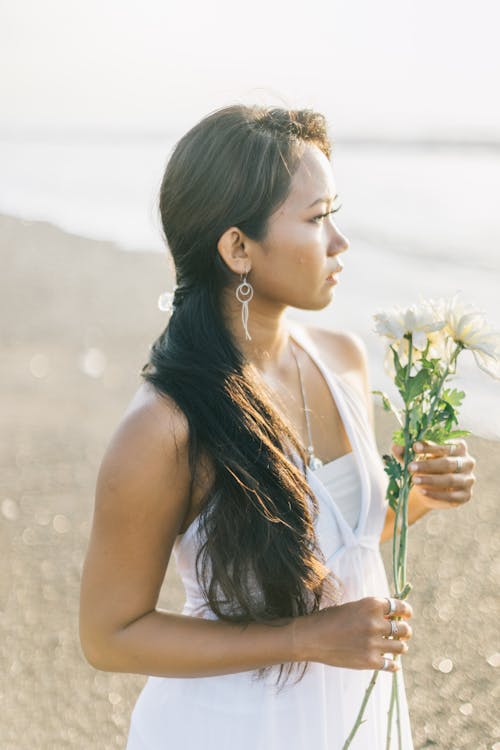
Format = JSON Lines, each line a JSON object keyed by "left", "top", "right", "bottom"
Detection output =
{"left": 414, "top": 443, "right": 423, "bottom": 452}
{"left": 409, "top": 462, "right": 418, "bottom": 471}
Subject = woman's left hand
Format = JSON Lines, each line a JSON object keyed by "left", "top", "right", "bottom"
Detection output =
{"left": 391, "top": 438, "right": 476, "bottom": 510}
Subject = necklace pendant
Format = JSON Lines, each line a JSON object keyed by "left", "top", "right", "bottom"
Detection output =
{"left": 308, "top": 454, "right": 324, "bottom": 471}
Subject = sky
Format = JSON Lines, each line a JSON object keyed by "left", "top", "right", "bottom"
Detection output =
{"left": 1, "top": 0, "right": 499, "bottom": 140}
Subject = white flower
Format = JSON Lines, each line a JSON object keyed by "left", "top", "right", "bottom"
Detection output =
{"left": 426, "top": 329, "right": 456, "bottom": 363}
{"left": 373, "top": 300, "right": 446, "bottom": 351}
{"left": 376, "top": 292, "right": 500, "bottom": 381}
{"left": 441, "top": 291, "right": 500, "bottom": 380}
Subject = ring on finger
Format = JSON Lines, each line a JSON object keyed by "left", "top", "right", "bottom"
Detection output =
{"left": 385, "top": 597, "right": 397, "bottom": 616}
{"left": 389, "top": 619, "right": 399, "bottom": 639}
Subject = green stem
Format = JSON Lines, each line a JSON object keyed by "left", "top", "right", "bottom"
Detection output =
{"left": 385, "top": 668, "right": 398, "bottom": 750}
{"left": 341, "top": 670, "right": 379, "bottom": 749}
{"left": 389, "top": 336, "right": 413, "bottom": 750}
{"left": 421, "top": 367, "right": 449, "bottom": 432}
{"left": 392, "top": 500, "right": 400, "bottom": 594}
{"left": 395, "top": 667, "right": 403, "bottom": 749}
{"left": 398, "top": 479, "right": 410, "bottom": 593}
{"left": 396, "top": 336, "right": 413, "bottom": 595}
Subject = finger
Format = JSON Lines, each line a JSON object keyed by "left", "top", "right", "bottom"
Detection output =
{"left": 379, "top": 655, "right": 399, "bottom": 672}
{"left": 412, "top": 473, "right": 474, "bottom": 489}
{"left": 383, "top": 619, "right": 412, "bottom": 640}
{"left": 381, "top": 597, "right": 413, "bottom": 619}
{"left": 417, "top": 488, "right": 471, "bottom": 504}
{"left": 381, "top": 640, "right": 409, "bottom": 658}
{"left": 409, "top": 455, "right": 474, "bottom": 475}
{"left": 413, "top": 439, "right": 466, "bottom": 457}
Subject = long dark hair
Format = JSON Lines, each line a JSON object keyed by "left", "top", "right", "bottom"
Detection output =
{"left": 141, "top": 104, "right": 343, "bottom": 691}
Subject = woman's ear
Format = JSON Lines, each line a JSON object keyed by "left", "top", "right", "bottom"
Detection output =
{"left": 216, "top": 226, "right": 251, "bottom": 275}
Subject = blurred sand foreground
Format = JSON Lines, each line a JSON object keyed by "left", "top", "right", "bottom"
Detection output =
{"left": 1, "top": 214, "right": 499, "bottom": 749}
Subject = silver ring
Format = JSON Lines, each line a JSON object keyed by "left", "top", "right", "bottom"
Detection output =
{"left": 448, "top": 442, "right": 457, "bottom": 456}
{"left": 385, "top": 597, "right": 397, "bottom": 616}
{"left": 381, "top": 657, "right": 390, "bottom": 671}
{"left": 389, "top": 620, "right": 399, "bottom": 638}
{"left": 454, "top": 456, "right": 464, "bottom": 473}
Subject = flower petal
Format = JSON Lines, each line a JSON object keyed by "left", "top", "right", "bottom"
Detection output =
{"left": 472, "top": 348, "right": 500, "bottom": 381}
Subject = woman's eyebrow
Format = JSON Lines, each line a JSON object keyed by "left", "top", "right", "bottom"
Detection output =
{"left": 307, "top": 193, "right": 339, "bottom": 208}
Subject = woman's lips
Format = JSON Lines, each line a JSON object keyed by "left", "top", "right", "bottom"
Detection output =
{"left": 326, "top": 268, "right": 343, "bottom": 283}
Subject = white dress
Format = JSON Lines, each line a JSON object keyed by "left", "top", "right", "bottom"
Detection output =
{"left": 126, "top": 322, "right": 414, "bottom": 749}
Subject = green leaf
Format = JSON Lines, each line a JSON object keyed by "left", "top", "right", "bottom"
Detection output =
{"left": 387, "top": 478, "right": 400, "bottom": 512}
{"left": 446, "top": 429, "right": 472, "bottom": 439}
{"left": 391, "top": 344, "right": 402, "bottom": 374}
{"left": 383, "top": 453, "right": 404, "bottom": 480}
{"left": 392, "top": 347, "right": 407, "bottom": 393}
{"left": 405, "top": 369, "right": 432, "bottom": 402}
{"left": 409, "top": 407, "right": 423, "bottom": 435}
{"left": 382, "top": 453, "right": 404, "bottom": 512}
{"left": 390, "top": 429, "right": 406, "bottom": 447}
{"left": 441, "top": 388, "right": 466, "bottom": 407}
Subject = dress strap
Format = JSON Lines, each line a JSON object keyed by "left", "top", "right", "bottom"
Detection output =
{"left": 286, "top": 320, "right": 372, "bottom": 540}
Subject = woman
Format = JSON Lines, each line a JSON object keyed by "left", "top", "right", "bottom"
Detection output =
{"left": 79, "top": 104, "right": 476, "bottom": 749}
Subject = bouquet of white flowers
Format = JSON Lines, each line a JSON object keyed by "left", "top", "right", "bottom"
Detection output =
{"left": 342, "top": 291, "right": 500, "bottom": 749}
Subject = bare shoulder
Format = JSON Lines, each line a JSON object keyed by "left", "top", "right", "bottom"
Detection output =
{"left": 95, "top": 380, "right": 192, "bottom": 533}
{"left": 122, "top": 380, "right": 186, "bottom": 429}
{"left": 294, "top": 323, "right": 368, "bottom": 375}
{"left": 105, "top": 382, "right": 191, "bottom": 485}
{"left": 299, "top": 323, "right": 375, "bottom": 430}
{"left": 124, "top": 381, "right": 214, "bottom": 506}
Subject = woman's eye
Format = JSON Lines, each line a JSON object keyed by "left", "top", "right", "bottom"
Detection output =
{"left": 312, "top": 205, "right": 342, "bottom": 223}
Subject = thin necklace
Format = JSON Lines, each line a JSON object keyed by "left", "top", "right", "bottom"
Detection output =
{"left": 290, "top": 340, "right": 324, "bottom": 471}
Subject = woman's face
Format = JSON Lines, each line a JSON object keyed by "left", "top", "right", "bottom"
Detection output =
{"left": 251, "top": 143, "right": 350, "bottom": 311}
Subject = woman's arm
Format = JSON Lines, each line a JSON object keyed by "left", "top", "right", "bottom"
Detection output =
{"left": 79, "top": 390, "right": 297, "bottom": 678}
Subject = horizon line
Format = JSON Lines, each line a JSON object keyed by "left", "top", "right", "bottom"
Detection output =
{"left": 1, "top": 128, "right": 499, "bottom": 150}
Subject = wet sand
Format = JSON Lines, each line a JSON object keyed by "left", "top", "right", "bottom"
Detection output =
{"left": 1, "top": 213, "right": 499, "bottom": 749}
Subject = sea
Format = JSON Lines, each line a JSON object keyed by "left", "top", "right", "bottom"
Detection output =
{"left": 1, "top": 133, "right": 499, "bottom": 440}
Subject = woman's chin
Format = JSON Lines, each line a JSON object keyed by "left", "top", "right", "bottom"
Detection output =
{"left": 294, "top": 291, "right": 336, "bottom": 312}
{"left": 316, "top": 285, "right": 337, "bottom": 309}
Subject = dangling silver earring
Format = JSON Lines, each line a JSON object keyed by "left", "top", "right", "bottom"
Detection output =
{"left": 235, "top": 269, "right": 253, "bottom": 341}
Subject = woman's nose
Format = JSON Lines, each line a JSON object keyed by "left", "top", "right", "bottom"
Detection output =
{"left": 329, "top": 226, "right": 350, "bottom": 255}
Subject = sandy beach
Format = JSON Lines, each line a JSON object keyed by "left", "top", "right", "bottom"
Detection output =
{"left": 1, "top": 212, "right": 499, "bottom": 749}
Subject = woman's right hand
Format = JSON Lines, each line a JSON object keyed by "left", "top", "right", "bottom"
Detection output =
{"left": 294, "top": 596, "right": 413, "bottom": 672}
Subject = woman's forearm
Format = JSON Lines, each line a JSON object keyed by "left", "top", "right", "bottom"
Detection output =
{"left": 82, "top": 608, "right": 300, "bottom": 678}
{"left": 380, "top": 486, "right": 432, "bottom": 543}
